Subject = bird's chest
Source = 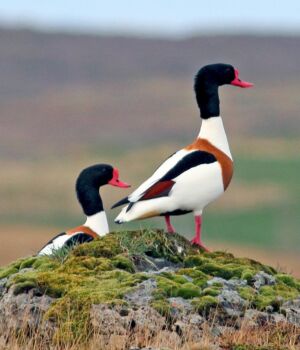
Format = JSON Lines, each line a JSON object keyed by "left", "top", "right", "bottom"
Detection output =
{"left": 219, "top": 156, "right": 234, "bottom": 190}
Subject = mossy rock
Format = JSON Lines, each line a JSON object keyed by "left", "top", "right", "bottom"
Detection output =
{"left": 0, "top": 229, "right": 299, "bottom": 344}
{"left": 201, "top": 286, "right": 222, "bottom": 297}
{"left": 253, "top": 284, "right": 299, "bottom": 311}
{"left": 192, "top": 295, "right": 218, "bottom": 313}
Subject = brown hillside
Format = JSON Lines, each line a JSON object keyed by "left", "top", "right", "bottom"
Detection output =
{"left": 0, "top": 28, "right": 300, "bottom": 159}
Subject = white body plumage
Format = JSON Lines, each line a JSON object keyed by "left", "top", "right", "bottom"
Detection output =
{"left": 115, "top": 117, "right": 233, "bottom": 223}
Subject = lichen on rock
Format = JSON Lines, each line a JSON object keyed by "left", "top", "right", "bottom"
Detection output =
{"left": 0, "top": 229, "right": 299, "bottom": 344}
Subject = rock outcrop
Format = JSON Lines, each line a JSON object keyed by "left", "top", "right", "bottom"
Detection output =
{"left": 0, "top": 229, "right": 299, "bottom": 347}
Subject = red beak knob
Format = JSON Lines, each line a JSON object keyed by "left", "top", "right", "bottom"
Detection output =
{"left": 231, "top": 69, "right": 254, "bottom": 88}
{"left": 108, "top": 168, "right": 131, "bottom": 188}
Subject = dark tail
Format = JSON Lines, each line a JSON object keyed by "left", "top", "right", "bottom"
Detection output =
{"left": 111, "top": 196, "right": 129, "bottom": 209}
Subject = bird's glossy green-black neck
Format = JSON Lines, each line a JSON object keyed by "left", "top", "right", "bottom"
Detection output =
{"left": 194, "top": 63, "right": 235, "bottom": 119}
{"left": 76, "top": 164, "right": 113, "bottom": 216}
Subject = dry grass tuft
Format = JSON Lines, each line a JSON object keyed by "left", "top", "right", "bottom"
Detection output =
{"left": 220, "top": 319, "right": 300, "bottom": 350}
{"left": 0, "top": 312, "right": 299, "bottom": 350}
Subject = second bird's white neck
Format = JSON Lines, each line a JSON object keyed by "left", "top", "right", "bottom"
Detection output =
{"left": 84, "top": 211, "right": 109, "bottom": 237}
{"left": 198, "top": 116, "right": 232, "bottom": 159}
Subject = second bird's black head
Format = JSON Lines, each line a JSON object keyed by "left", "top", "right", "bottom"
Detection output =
{"left": 76, "top": 164, "right": 130, "bottom": 216}
{"left": 194, "top": 63, "right": 253, "bottom": 119}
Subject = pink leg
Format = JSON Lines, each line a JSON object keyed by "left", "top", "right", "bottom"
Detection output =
{"left": 164, "top": 215, "right": 175, "bottom": 233}
{"left": 190, "top": 215, "right": 210, "bottom": 251}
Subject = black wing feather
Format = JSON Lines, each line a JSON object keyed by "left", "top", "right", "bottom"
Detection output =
{"left": 111, "top": 150, "right": 216, "bottom": 209}
{"left": 160, "top": 150, "right": 216, "bottom": 181}
{"left": 111, "top": 196, "right": 129, "bottom": 209}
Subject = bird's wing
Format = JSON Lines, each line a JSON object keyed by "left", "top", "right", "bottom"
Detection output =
{"left": 112, "top": 149, "right": 217, "bottom": 208}
{"left": 38, "top": 226, "right": 97, "bottom": 255}
{"left": 128, "top": 149, "right": 190, "bottom": 201}
{"left": 112, "top": 149, "right": 190, "bottom": 208}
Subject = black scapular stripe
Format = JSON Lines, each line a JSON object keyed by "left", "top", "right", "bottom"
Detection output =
{"left": 129, "top": 150, "right": 216, "bottom": 208}
{"left": 159, "top": 150, "right": 216, "bottom": 181}
{"left": 111, "top": 196, "right": 129, "bottom": 209}
{"left": 111, "top": 150, "right": 216, "bottom": 210}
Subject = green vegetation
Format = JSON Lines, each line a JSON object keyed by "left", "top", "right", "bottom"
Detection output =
{"left": 206, "top": 154, "right": 300, "bottom": 250}
{"left": 1, "top": 229, "right": 299, "bottom": 344}
{"left": 192, "top": 295, "right": 218, "bottom": 313}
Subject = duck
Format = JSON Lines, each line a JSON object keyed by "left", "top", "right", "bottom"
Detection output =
{"left": 112, "top": 63, "right": 253, "bottom": 251}
{"left": 38, "top": 164, "right": 130, "bottom": 255}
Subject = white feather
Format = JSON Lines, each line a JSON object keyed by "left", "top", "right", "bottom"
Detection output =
{"left": 84, "top": 211, "right": 109, "bottom": 237}
{"left": 115, "top": 162, "right": 223, "bottom": 223}
{"left": 129, "top": 149, "right": 193, "bottom": 202}
{"left": 198, "top": 116, "right": 232, "bottom": 159}
{"left": 39, "top": 211, "right": 109, "bottom": 255}
{"left": 115, "top": 116, "right": 232, "bottom": 223}
{"left": 38, "top": 234, "right": 77, "bottom": 256}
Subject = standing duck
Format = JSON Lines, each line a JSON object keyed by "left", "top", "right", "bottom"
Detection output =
{"left": 112, "top": 63, "right": 253, "bottom": 250}
{"left": 38, "top": 164, "right": 130, "bottom": 255}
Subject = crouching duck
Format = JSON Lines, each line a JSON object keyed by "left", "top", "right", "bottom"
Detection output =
{"left": 112, "top": 63, "right": 253, "bottom": 251}
{"left": 38, "top": 164, "right": 130, "bottom": 255}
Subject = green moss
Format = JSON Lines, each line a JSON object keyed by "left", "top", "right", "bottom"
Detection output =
{"left": 276, "top": 274, "right": 300, "bottom": 290}
{"left": 111, "top": 255, "right": 135, "bottom": 273}
{"left": 44, "top": 269, "right": 146, "bottom": 341}
{"left": 231, "top": 257, "right": 276, "bottom": 276}
{"left": 155, "top": 275, "right": 179, "bottom": 298}
{"left": 59, "top": 256, "right": 113, "bottom": 275}
{"left": 238, "top": 286, "right": 256, "bottom": 302}
{"left": 19, "top": 256, "right": 38, "bottom": 269}
{"left": 203, "top": 250, "right": 235, "bottom": 260}
{"left": 72, "top": 235, "right": 121, "bottom": 258}
{"left": 0, "top": 255, "right": 41, "bottom": 279}
{"left": 184, "top": 255, "right": 206, "bottom": 267}
{"left": 199, "top": 262, "right": 244, "bottom": 279}
{"left": 201, "top": 286, "right": 221, "bottom": 297}
{"left": 151, "top": 299, "right": 172, "bottom": 317}
{"left": 13, "top": 280, "right": 37, "bottom": 295}
{"left": 0, "top": 266, "right": 18, "bottom": 279}
{"left": 32, "top": 256, "right": 60, "bottom": 271}
{"left": 192, "top": 295, "right": 218, "bottom": 313}
{"left": 177, "top": 268, "right": 209, "bottom": 287}
{"left": 183, "top": 251, "right": 277, "bottom": 284}
{"left": 193, "top": 277, "right": 209, "bottom": 288}
{"left": 116, "top": 229, "right": 197, "bottom": 263}
{"left": 207, "top": 281, "right": 223, "bottom": 288}
{"left": 7, "top": 271, "right": 38, "bottom": 292}
{"left": 241, "top": 269, "right": 256, "bottom": 283}
{"left": 155, "top": 274, "right": 200, "bottom": 299}
{"left": 160, "top": 271, "right": 187, "bottom": 284}
{"left": 1, "top": 229, "right": 299, "bottom": 345}
{"left": 254, "top": 284, "right": 299, "bottom": 311}
{"left": 177, "top": 267, "right": 207, "bottom": 279}
{"left": 177, "top": 282, "right": 201, "bottom": 299}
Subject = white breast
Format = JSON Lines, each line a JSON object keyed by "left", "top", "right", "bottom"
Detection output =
{"left": 84, "top": 211, "right": 109, "bottom": 237}
{"left": 198, "top": 116, "right": 232, "bottom": 160}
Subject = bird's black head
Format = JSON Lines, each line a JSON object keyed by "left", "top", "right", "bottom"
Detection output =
{"left": 194, "top": 63, "right": 253, "bottom": 119}
{"left": 76, "top": 164, "right": 130, "bottom": 216}
{"left": 195, "top": 63, "right": 235, "bottom": 89}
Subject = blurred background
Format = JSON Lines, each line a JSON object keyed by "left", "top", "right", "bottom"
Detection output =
{"left": 0, "top": 0, "right": 299, "bottom": 275}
